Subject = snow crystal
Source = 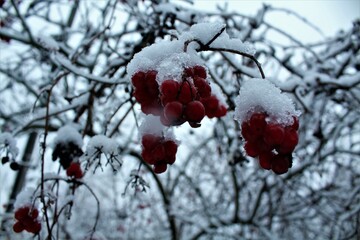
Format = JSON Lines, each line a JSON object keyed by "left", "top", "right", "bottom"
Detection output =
{"left": 234, "top": 78, "right": 301, "bottom": 126}
{"left": 53, "top": 125, "right": 83, "bottom": 148}
{"left": 211, "top": 33, "right": 256, "bottom": 56}
{"left": 186, "top": 22, "right": 226, "bottom": 45}
{"left": 85, "top": 135, "right": 119, "bottom": 156}
{"left": 0, "top": 132, "right": 19, "bottom": 157}
{"left": 14, "top": 187, "right": 36, "bottom": 209}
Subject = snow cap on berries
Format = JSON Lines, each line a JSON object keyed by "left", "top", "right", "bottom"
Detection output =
{"left": 14, "top": 188, "right": 36, "bottom": 209}
{"left": 234, "top": 78, "right": 300, "bottom": 126}
{"left": 52, "top": 124, "right": 83, "bottom": 148}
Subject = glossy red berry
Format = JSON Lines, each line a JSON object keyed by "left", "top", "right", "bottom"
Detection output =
{"left": 184, "top": 101, "right": 205, "bottom": 122}
{"left": 164, "top": 101, "right": 183, "bottom": 123}
{"left": 131, "top": 71, "right": 146, "bottom": 88}
{"left": 153, "top": 162, "right": 167, "bottom": 174}
{"left": 258, "top": 151, "right": 274, "bottom": 170}
{"left": 193, "top": 65, "right": 207, "bottom": 78}
{"left": 13, "top": 221, "right": 25, "bottom": 233}
{"left": 277, "top": 128, "right": 298, "bottom": 154}
{"left": 244, "top": 141, "right": 258, "bottom": 158}
{"left": 142, "top": 134, "right": 161, "bottom": 150}
{"left": 264, "top": 123, "right": 285, "bottom": 146}
{"left": 178, "top": 82, "right": 196, "bottom": 104}
{"left": 160, "top": 80, "right": 180, "bottom": 98}
{"left": 271, "top": 155, "right": 290, "bottom": 174}
{"left": 66, "top": 162, "right": 83, "bottom": 179}
{"left": 249, "top": 112, "right": 267, "bottom": 137}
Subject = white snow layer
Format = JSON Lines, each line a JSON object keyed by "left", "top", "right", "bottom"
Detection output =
{"left": 0, "top": 132, "right": 19, "bottom": 157}
{"left": 85, "top": 135, "right": 119, "bottom": 156}
{"left": 127, "top": 22, "right": 256, "bottom": 82}
{"left": 234, "top": 78, "right": 301, "bottom": 126}
{"left": 14, "top": 187, "right": 36, "bottom": 209}
{"left": 138, "top": 115, "right": 176, "bottom": 140}
{"left": 53, "top": 125, "right": 83, "bottom": 148}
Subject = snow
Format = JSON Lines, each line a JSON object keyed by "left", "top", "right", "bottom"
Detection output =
{"left": 138, "top": 115, "right": 177, "bottom": 141}
{"left": 127, "top": 22, "right": 256, "bottom": 83}
{"left": 14, "top": 187, "right": 36, "bottom": 209}
{"left": 52, "top": 125, "right": 83, "bottom": 148}
{"left": 37, "top": 34, "right": 59, "bottom": 51}
{"left": 234, "top": 78, "right": 301, "bottom": 126}
{"left": 0, "top": 132, "right": 19, "bottom": 158}
{"left": 85, "top": 135, "right": 119, "bottom": 157}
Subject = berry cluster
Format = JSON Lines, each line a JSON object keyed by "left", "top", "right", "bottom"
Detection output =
{"left": 131, "top": 65, "right": 227, "bottom": 128}
{"left": 13, "top": 206, "right": 41, "bottom": 234}
{"left": 241, "top": 112, "right": 299, "bottom": 174}
{"left": 141, "top": 134, "right": 178, "bottom": 174}
{"left": 66, "top": 162, "right": 83, "bottom": 179}
{"left": 52, "top": 142, "right": 83, "bottom": 169}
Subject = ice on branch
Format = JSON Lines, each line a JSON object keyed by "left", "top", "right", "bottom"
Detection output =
{"left": 37, "top": 34, "right": 59, "bottom": 51}
{"left": 83, "top": 135, "right": 122, "bottom": 173}
{"left": 53, "top": 125, "right": 83, "bottom": 148}
{"left": 234, "top": 78, "right": 301, "bottom": 126}
{"left": 0, "top": 132, "right": 19, "bottom": 158}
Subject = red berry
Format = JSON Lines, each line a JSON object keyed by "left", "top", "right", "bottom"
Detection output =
{"left": 264, "top": 123, "right": 285, "bottom": 146}
{"left": 142, "top": 134, "right": 161, "bottom": 150}
{"left": 13, "top": 221, "right": 25, "bottom": 233}
{"left": 30, "top": 208, "right": 39, "bottom": 219}
{"left": 244, "top": 141, "right": 258, "bottom": 158}
{"left": 160, "top": 80, "right": 180, "bottom": 97}
{"left": 183, "top": 67, "right": 194, "bottom": 78}
{"left": 164, "top": 101, "right": 183, "bottom": 123}
{"left": 178, "top": 82, "right": 196, "bottom": 104}
{"left": 145, "top": 78, "right": 159, "bottom": 98}
{"left": 15, "top": 207, "right": 30, "bottom": 221}
{"left": 133, "top": 88, "right": 149, "bottom": 103}
{"left": 193, "top": 77, "right": 211, "bottom": 98}
{"left": 258, "top": 151, "right": 275, "bottom": 170}
{"left": 214, "top": 104, "right": 227, "bottom": 117}
{"left": 193, "top": 65, "right": 207, "bottom": 78}
{"left": 141, "top": 101, "right": 162, "bottom": 116}
{"left": 241, "top": 122, "right": 253, "bottom": 141}
{"left": 153, "top": 144, "right": 166, "bottom": 162}
{"left": 271, "top": 155, "right": 290, "bottom": 174}
{"left": 201, "top": 95, "right": 219, "bottom": 118}
{"left": 66, "top": 163, "right": 83, "bottom": 179}
{"left": 277, "top": 128, "right": 298, "bottom": 154}
{"left": 164, "top": 140, "right": 178, "bottom": 161}
{"left": 26, "top": 220, "right": 41, "bottom": 234}
{"left": 291, "top": 116, "right": 299, "bottom": 130}
{"left": 141, "top": 149, "right": 156, "bottom": 165}
{"left": 184, "top": 101, "right": 205, "bottom": 123}
{"left": 153, "top": 162, "right": 167, "bottom": 174}
{"left": 249, "top": 112, "right": 267, "bottom": 137}
{"left": 131, "top": 71, "right": 146, "bottom": 88}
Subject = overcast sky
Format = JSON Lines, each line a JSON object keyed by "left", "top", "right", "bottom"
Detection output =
{"left": 187, "top": 0, "right": 360, "bottom": 42}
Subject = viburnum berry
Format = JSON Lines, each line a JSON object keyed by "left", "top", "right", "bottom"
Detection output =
{"left": 131, "top": 71, "right": 146, "bottom": 88}
{"left": 193, "top": 77, "right": 211, "bottom": 98}
{"left": 264, "top": 123, "right": 285, "bottom": 147}
{"left": 178, "top": 82, "right": 197, "bottom": 104}
{"left": 193, "top": 65, "right": 207, "bottom": 79}
{"left": 140, "top": 134, "right": 178, "bottom": 174}
{"left": 160, "top": 80, "right": 180, "bottom": 105}
{"left": 66, "top": 162, "right": 83, "bottom": 179}
{"left": 164, "top": 101, "right": 183, "bottom": 123}
{"left": 240, "top": 110, "right": 299, "bottom": 174}
{"left": 2, "top": 156, "right": 9, "bottom": 164}
{"left": 184, "top": 101, "right": 205, "bottom": 123}
{"left": 13, "top": 206, "right": 41, "bottom": 234}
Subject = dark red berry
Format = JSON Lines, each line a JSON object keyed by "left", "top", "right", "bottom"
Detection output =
{"left": 160, "top": 80, "right": 180, "bottom": 98}
{"left": 141, "top": 149, "right": 156, "bottom": 165}
{"left": 264, "top": 123, "right": 285, "bottom": 146}
{"left": 184, "top": 101, "right": 205, "bottom": 123}
{"left": 131, "top": 71, "right": 146, "bottom": 88}
{"left": 244, "top": 141, "right": 258, "bottom": 158}
{"left": 142, "top": 134, "right": 161, "bottom": 150}
{"left": 214, "top": 104, "right": 227, "bottom": 118}
{"left": 153, "top": 162, "right": 167, "bottom": 174}
{"left": 153, "top": 145, "right": 166, "bottom": 162}
{"left": 2, "top": 156, "right": 9, "bottom": 164}
{"left": 291, "top": 116, "right": 299, "bottom": 130}
{"left": 249, "top": 112, "right": 267, "bottom": 137}
{"left": 164, "top": 101, "right": 183, "bottom": 123}
{"left": 164, "top": 140, "right": 178, "bottom": 163}
{"left": 258, "top": 151, "right": 275, "bottom": 170}
{"left": 271, "top": 155, "right": 290, "bottom": 174}
{"left": 66, "top": 162, "right": 83, "bottom": 179}
{"left": 13, "top": 221, "right": 25, "bottom": 233}
{"left": 15, "top": 207, "right": 30, "bottom": 221}
{"left": 193, "top": 65, "right": 207, "bottom": 78}
{"left": 201, "top": 95, "right": 219, "bottom": 118}
{"left": 193, "top": 77, "right": 211, "bottom": 98}
{"left": 178, "top": 82, "right": 196, "bottom": 104}
{"left": 10, "top": 162, "right": 20, "bottom": 171}
{"left": 277, "top": 128, "right": 298, "bottom": 154}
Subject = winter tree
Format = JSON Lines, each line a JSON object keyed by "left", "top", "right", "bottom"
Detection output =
{"left": 0, "top": 0, "right": 359, "bottom": 239}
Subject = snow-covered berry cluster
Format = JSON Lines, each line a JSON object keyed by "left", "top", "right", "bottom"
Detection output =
{"left": 141, "top": 134, "right": 178, "bottom": 174}
{"left": 131, "top": 65, "right": 226, "bottom": 128}
{"left": 241, "top": 112, "right": 299, "bottom": 174}
{"left": 52, "top": 125, "right": 84, "bottom": 177}
{"left": 13, "top": 206, "right": 41, "bottom": 234}
{"left": 235, "top": 78, "right": 301, "bottom": 174}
